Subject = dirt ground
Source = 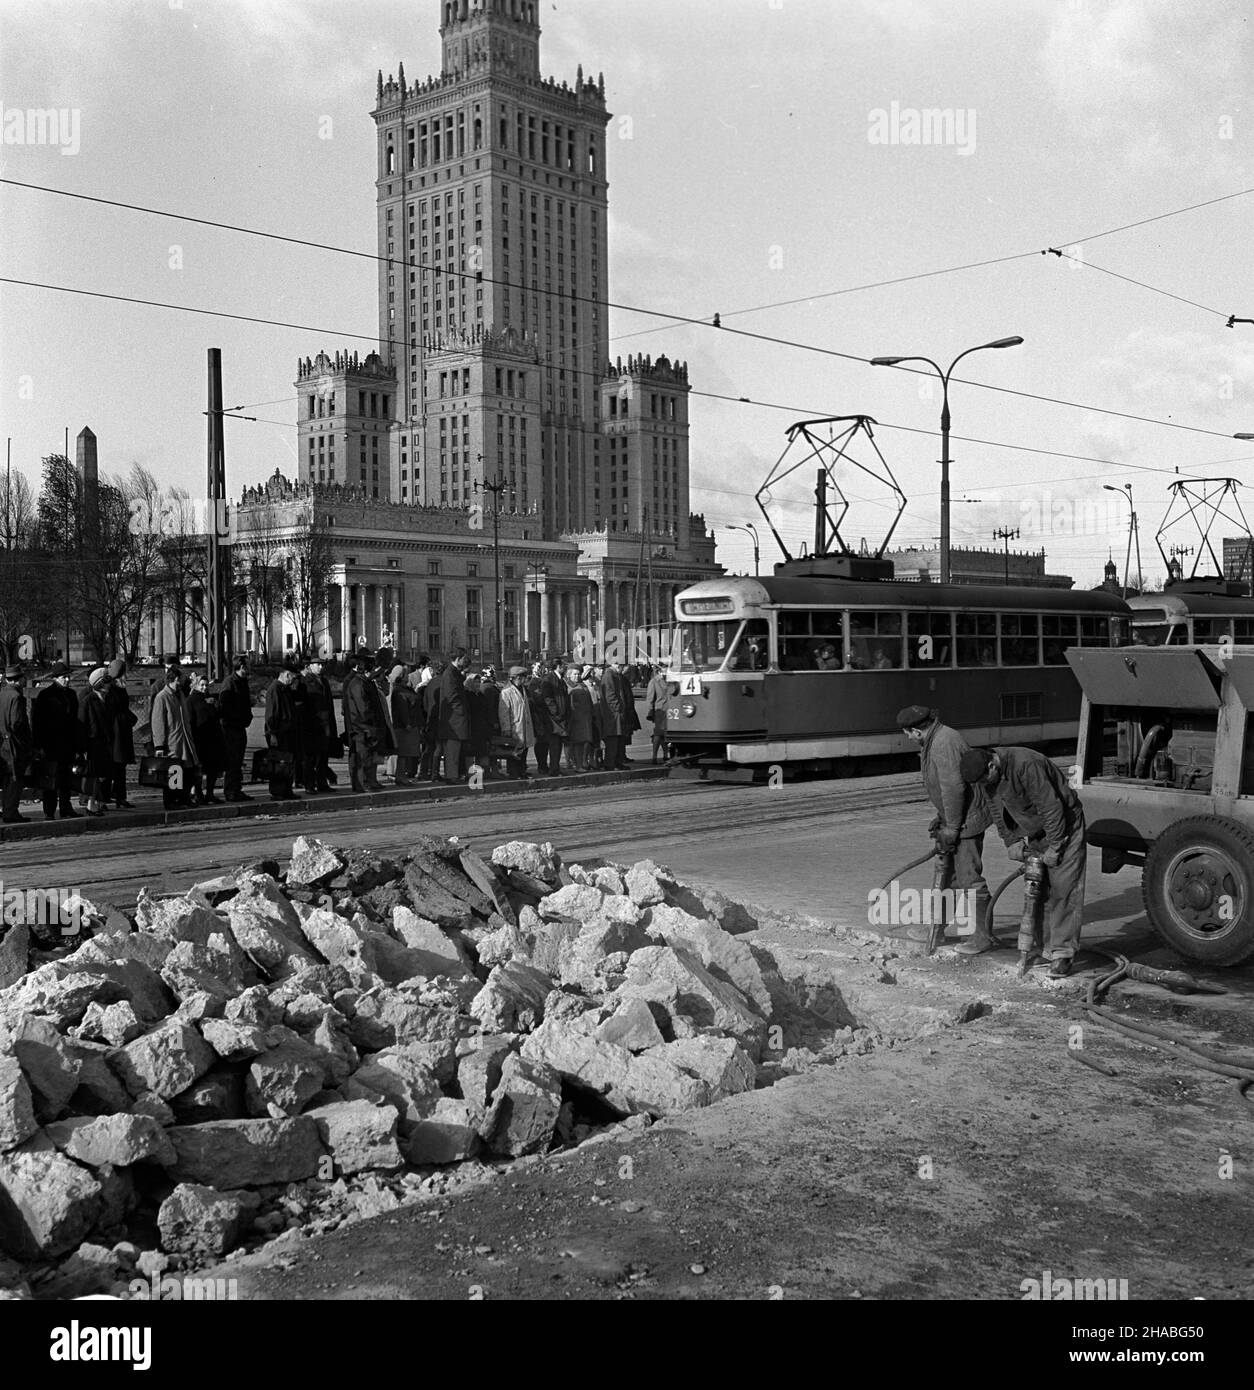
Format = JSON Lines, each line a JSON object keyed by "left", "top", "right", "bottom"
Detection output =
{"left": 203, "top": 905, "right": 1254, "bottom": 1303}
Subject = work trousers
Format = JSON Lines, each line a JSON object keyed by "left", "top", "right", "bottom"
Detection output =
{"left": 439, "top": 738, "right": 463, "bottom": 782}
{"left": 0, "top": 752, "right": 22, "bottom": 819}
{"left": 602, "top": 735, "right": 624, "bottom": 770}
{"left": 1028, "top": 817, "right": 1087, "bottom": 961}
{"left": 221, "top": 727, "right": 246, "bottom": 799}
{"left": 348, "top": 736, "right": 380, "bottom": 791}
{"left": 108, "top": 762, "right": 128, "bottom": 804}
{"left": 950, "top": 832, "right": 992, "bottom": 941}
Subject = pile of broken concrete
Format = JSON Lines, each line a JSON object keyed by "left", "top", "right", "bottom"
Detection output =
{"left": 0, "top": 833, "right": 813, "bottom": 1297}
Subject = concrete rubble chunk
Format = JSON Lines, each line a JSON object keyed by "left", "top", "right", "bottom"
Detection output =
{"left": 625, "top": 864, "right": 666, "bottom": 907}
{"left": 129, "top": 1094, "right": 176, "bottom": 1127}
{"left": 520, "top": 1015, "right": 711, "bottom": 1118}
{"left": 479, "top": 1053, "right": 562, "bottom": 1158}
{"left": 346, "top": 987, "right": 477, "bottom": 1053}
{"left": 294, "top": 904, "right": 380, "bottom": 972}
{"left": 200, "top": 1017, "right": 269, "bottom": 1063}
{"left": 307, "top": 1100, "right": 403, "bottom": 1175}
{"left": 645, "top": 903, "right": 773, "bottom": 1018}
{"left": 538, "top": 882, "right": 605, "bottom": 923}
{"left": 96, "top": 1001, "right": 145, "bottom": 1048}
{"left": 160, "top": 940, "right": 246, "bottom": 1007}
{"left": 8, "top": 1015, "right": 81, "bottom": 1119}
{"left": 287, "top": 836, "right": 346, "bottom": 889}
{"left": 658, "top": 1035, "right": 756, "bottom": 1101}
{"left": 224, "top": 985, "right": 284, "bottom": 1028}
{"left": 350, "top": 1045, "right": 442, "bottom": 1125}
{"left": 167, "top": 1117, "right": 323, "bottom": 1189}
{"left": 337, "top": 847, "right": 404, "bottom": 894}
{"left": 591, "top": 866, "right": 627, "bottom": 896}
{"left": 1, "top": 960, "right": 129, "bottom": 1030}
{"left": 459, "top": 847, "right": 514, "bottom": 922}
{"left": 469, "top": 960, "right": 553, "bottom": 1033}
{"left": 0, "top": 1132, "right": 103, "bottom": 1260}
{"left": 403, "top": 1098, "right": 480, "bottom": 1166}
{"left": 0, "top": 924, "right": 30, "bottom": 991}
{"left": 595, "top": 996, "right": 667, "bottom": 1053}
{"left": 616, "top": 945, "right": 767, "bottom": 1059}
{"left": 491, "top": 841, "right": 562, "bottom": 883}
{"left": 390, "top": 905, "right": 474, "bottom": 979}
{"left": 226, "top": 884, "right": 319, "bottom": 982}
{"left": 244, "top": 1029, "right": 331, "bottom": 1117}
{"left": 73, "top": 931, "right": 172, "bottom": 973}
{"left": 475, "top": 920, "right": 529, "bottom": 969}
{"left": 69, "top": 1053, "right": 132, "bottom": 1117}
{"left": 157, "top": 1182, "right": 260, "bottom": 1257}
{"left": 134, "top": 889, "right": 225, "bottom": 947}
{"left": 530, "top": 919, "right": 582, "bottom": 978}
{"left": 0, "top": 1055, "right": 37, "bottom": 1153}
{"left": 456, "top": 1035, "right": 516, "bottom": 1117}
{"left": 112, "top": 1020, "right": 216, "bottom": 1100}
{"left": 44, "top": 1113, "right": 176, "bottom": 1168}
{"left": 559, "top": 918, "right": 653, "bottom": 991}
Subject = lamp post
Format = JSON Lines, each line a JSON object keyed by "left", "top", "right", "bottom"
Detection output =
{"left": 993, "top": 526, "right": 1019, "bottom": 585}
{"left": 475, "top": 467, "right": 506, "bottom": 668}
{"left": 527, "top": 561, "right": 550, "bottom": 655}
{"left": 871, "top": 336, "right": 1023, "bottom": 585}
{"left": 727, "top": 522, "right": 760, "bottom": 577}
{"left": 1103, "top": 483, "right": 1138, "bottom": 598}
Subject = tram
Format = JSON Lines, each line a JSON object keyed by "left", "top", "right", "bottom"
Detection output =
{"left": 665, "top": 558, "right": 1130, "bottom": 771}
{"left": 1127, "top": 584, "right": 1254, "bottom": 647}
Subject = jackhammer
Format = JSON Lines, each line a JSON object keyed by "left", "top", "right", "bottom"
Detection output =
{"left": 1015, "top": 850, "right": 1048, "bottom": 976}
{"left": 926, "top": 846, "right": 956, "bottom": 956}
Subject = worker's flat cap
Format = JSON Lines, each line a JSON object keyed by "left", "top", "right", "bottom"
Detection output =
{"left": 958, "top": 748, "right": 993, "bottom": 783}
{"left": 896, "top": 704, "right": 934, "bottom": 730}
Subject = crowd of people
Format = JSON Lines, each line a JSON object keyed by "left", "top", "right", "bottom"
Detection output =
{"left": 0, "top": 648, "right": 673, "bottom": 821}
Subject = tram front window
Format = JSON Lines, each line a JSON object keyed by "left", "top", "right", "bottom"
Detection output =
{"left": 676, "top": 619, "right": 769, "bottom": 672}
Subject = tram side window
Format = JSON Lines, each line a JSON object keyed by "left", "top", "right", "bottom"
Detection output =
{"left": 1191, "top": 618, "right": 1232, "bottom": 643}
{"left": 1235, "top": 619, "right": 1254, "bottom": 643}
{"left": 849, "top": 611, "right": 902, "bottom": 670}
{"left": 956, "top": 613, "right": 997, "bottom": 667}
{"left": 1041, "top": 614, "right": 1078, "bottom": 665}
{"left": 907, "top": 612, "right": 953, "bottom": 669}
{"left": 778, "top": 611, "right": 842, "bottom": 671}
{"left": 1000, "top": 613, "right": 1040, "bottom": 666}
{"left": 1080, "top": 615, "right": 1111, "bottom": 647}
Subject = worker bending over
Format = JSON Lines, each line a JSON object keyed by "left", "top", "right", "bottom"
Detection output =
{"left": 958, "top": 746, "right": 1087, "bottom": 978}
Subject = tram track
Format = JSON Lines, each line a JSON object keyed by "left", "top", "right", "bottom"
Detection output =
{"left": 8, "top": 773, "right": 928, "bottom": 905}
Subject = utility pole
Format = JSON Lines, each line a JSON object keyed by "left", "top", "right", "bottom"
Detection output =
{"left": 477, "top": 466, "right": 506, "bottom": 667}
{"left": 206, "top": 349, "right": 230, "bottom": 682}
{"left": 993, "top": 526, "right": 1020, "bottom": 584}
{"left": 64, "top": 425, "right": 71, "bottom": 663}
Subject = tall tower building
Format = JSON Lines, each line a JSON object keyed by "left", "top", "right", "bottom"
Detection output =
{"left": 372, "top": 0, "right": 611, "bottom": 533}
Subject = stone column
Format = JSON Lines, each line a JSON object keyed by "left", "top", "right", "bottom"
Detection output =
{"left": 355, "top": 584, "right": 367, "bottom": 650}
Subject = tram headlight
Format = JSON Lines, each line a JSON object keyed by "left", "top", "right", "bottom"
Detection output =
{"left": 681, "top": 700, "right": 697, "bottom": 719}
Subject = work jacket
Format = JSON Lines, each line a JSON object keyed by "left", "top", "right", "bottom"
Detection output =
{"left": 217, "top": 673, "right": 255, "bottom": 731}
{"left": 78, "top": 688, "right": 115, "bottom": 778}
{"left": 0, "top": 684, "right": 31, "bottom": 762}
{"left": 919, "top": 720, "right": 992, "bottom": 839}
{"left": 986, "top": 746, "right": 1084, "bottom": 852}
{"left": 342, "top": 672, "right": 394, "bottom": 753}
{"left": 105, "top": 681, "right": 137, "bottom": 763}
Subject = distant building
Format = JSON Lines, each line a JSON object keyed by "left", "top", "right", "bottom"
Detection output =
{"left": 1224, "top": 535, "right": 1254, "bottom": 587}
{"left": 887, "top": 544, "right": 1074, "bottom": 589}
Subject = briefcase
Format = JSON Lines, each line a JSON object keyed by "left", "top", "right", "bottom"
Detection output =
{"left": 251, "top": 748, "right": 295, "bottom": 782}
{"left": 138, "top": 755, "right": 192, "bottom": 790}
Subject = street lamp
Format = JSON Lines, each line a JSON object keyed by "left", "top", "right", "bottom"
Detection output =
{"left": 871, "top": 336, "right": 1023, "bottom": 584}
{"left": 727, "top": 522, "right": 760, "bottom": 577}
{"left": 1103, "top": 483, "right": 1139, "bottom": 598}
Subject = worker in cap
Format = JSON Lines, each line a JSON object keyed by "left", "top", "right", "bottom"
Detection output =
{"left": 896, "top": 706, "right": 994, "bottom": 954}
{"left": 959, "top": 745, "right": 1087, "bottom": 978}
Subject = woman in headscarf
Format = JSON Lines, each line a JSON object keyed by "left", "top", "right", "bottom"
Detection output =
{"left": 78, "top": 667, "right": 116, "bottom": 818}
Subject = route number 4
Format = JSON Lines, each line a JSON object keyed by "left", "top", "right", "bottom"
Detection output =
{"left": 680, "top": 674, "right": 702, "bottom": 696}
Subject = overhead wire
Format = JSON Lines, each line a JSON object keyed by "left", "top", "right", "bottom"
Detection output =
{"left": 3, "top": 177, "right": 1251, "bottom": 441}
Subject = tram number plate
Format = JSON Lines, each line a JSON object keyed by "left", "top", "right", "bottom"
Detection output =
{"left": 679, "top": 674, "right": 703, "bottom": 696}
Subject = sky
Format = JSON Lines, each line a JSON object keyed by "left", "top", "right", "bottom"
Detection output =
{"left": 1, "top": 0, "right": 1252, "bottom": 587}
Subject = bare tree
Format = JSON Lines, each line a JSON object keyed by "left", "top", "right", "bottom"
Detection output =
{"left": 237, "top": 502, "right": 284, "bottom": 658}
{"left": 282, "top": 508, "right": 335, "bottom": 657}
{"left": 0, "top": 464, "right": 47, "bottom": 662}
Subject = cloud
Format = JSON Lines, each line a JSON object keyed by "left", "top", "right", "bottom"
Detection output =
{"left": 1083, "top": 328, "right": 1254, "bottom": 420}
{"left": 1038, "top": 0, "right": 1252, "bottom": 178}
